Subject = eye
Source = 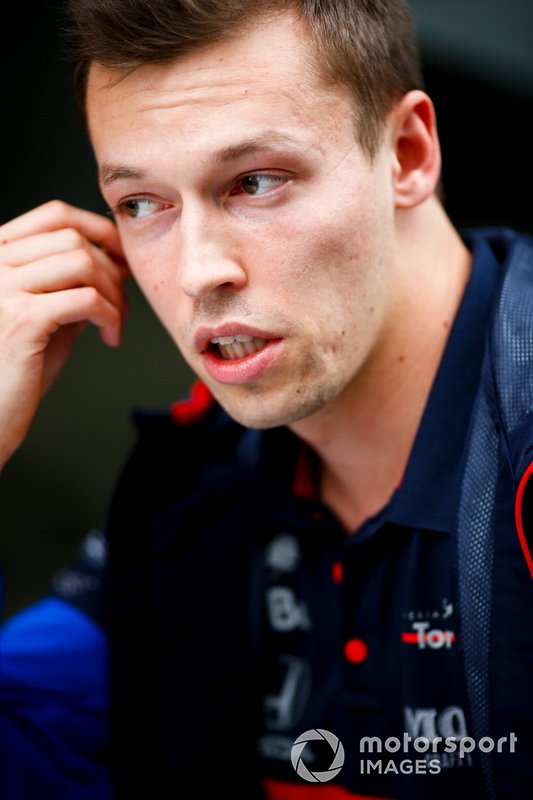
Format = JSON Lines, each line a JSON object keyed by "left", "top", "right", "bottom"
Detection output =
{"left": 233, "top": 174, "right": 286, "bottom": 196}
{"left": 113, "top": 198, "right": 167, "bottom": 219}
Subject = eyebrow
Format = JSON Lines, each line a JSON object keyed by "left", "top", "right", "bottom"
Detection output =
{"left": 98, "top": 132, "right": 307, "bottom": 189}
{"left": 207, "top": 132, "right": 306, "bottom": 165}
{"left": 99, "top": 164, "right": 147, "bottom": 188}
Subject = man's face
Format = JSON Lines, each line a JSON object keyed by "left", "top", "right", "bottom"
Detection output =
{"left": 87, "top": 13, "right": 397, "bottom": 429}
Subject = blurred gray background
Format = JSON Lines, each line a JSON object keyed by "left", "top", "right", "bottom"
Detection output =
{"left": 1, "top": 0, "right": 532, "bottom": 619}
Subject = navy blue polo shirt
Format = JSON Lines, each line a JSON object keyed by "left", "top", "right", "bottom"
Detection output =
{"left": 253, "top": 231, "right": 511, "bottom": 799}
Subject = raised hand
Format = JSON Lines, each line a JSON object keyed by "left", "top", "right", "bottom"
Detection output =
{"left": 0, "top": 200, "right": 129, "bottom": 469}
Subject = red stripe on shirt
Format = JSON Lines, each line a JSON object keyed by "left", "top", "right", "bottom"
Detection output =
{"left": 263, "top": 778, "right": 394, "bottom": 800}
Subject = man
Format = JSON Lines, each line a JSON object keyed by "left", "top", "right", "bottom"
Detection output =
{"left": 0, "top": 1, "right": 532, "bottom": 798}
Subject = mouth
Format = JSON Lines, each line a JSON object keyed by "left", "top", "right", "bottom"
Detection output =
{"left": 209, "top": 334, "right": 269, "bottom": 360}
{"left": 196, "top": 326, "right": 283, "bottom": 385}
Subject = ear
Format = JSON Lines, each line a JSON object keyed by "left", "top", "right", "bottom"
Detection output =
{"left": 390, "top": 90, "right": 441, "bottom": 209}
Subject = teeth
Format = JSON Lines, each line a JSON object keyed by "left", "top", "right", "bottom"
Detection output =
{"left": 243, "top": 339, "right": 258, "bottom": 355}
{"left": 233, "top": 342, "right": 246, "bottom": 358}
{"left": 210, "top": 334, "right": 254, "bottom": 345}
{"left": 211, "top": 335, "right": 269, "bottom": 360}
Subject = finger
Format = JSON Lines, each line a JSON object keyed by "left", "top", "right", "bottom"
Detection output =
{"left": 1, "top": 228, "right": 130, "bottom": 296}
{"left": 34, "top": 286, "right": 124, "bottom": 347}
{"left": 0, "top": 200, "right": 124, "bottom": 262}
{"left": 0, "top": 228, "right": 119, "bottom": 270}
{"left": 9, "top": 248, "right": 128, "bottom": 314}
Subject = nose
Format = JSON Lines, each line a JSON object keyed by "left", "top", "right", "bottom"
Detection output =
{"left": 176, "top": 207, "right": 247, "bottom": 298}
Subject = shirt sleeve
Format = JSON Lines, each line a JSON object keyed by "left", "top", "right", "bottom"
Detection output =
{"left": 0, "top": 579, "right": 111, "bottom": 797}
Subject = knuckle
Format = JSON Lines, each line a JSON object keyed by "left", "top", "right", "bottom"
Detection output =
{"left": 72, "top": 247, "right": 94, "bottom": 274}
{"left": 82, "top": 285, "right": 100, "bottom": 307}
{"left": 63, "top": 227, "right": 85, "bottom": 250}
{"left": 43, "top": 199, "right": 71, "bottom": 220}
{"left": 40, "top": 199, "right": 70, "bottom": 227}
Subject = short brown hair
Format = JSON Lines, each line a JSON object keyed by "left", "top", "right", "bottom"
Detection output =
{"left": 62, "top": 0, "right": 424, "bottom": 158}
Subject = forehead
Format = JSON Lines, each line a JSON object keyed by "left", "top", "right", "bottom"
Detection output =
{"left": 85, "top": 13, "right": 357, "bottom": 161}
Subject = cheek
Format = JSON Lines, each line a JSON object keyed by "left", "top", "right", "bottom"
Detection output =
{"left": 127, "top": 247, "right": 183, "bottom": 329}
{"left": 262, "top": 209, "right": 379, "bottom": 311}
{"left": 266, "top": 185, "right": 377, "bottom": 270}
{"left": 281, "top": 216, "right": 387, "bottom": 357}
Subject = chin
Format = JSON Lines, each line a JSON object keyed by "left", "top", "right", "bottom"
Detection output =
{"left": 218, "top": 403, "right": 291, "bottom": 430}
{"left": 214, "top": 387, "right": 331, "bottom": 431}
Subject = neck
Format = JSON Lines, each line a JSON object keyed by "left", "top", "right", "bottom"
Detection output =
{"left": 289, "top": 198, "right": 472, "bottom": 532}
